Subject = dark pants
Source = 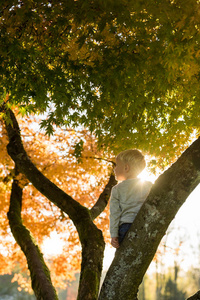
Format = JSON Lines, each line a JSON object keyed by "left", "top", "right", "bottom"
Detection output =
{"left": 118, "top": 223, "right": 132, "bottom": 244}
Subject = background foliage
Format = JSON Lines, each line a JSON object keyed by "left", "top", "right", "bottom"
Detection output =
{"left": 0, "top": 112, "right": 112, "bottom": 290}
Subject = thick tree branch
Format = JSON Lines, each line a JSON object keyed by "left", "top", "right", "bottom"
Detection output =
{"left": 4, "top": 108, "right": 87, "bottom": 228}
{"left": 90, "top": 173, "right": 117, "bottom": 220}
{"left": 99, "top": 137, "right": 200, "bottom": 300}
{"left": 7, "top": 167, "right": 58, "bottom": 300}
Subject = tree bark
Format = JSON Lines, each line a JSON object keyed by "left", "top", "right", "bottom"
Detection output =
{"left": 187, "top": 291, "right": 200, "bottom": 300}
{"left": 3, "top": 107, "right": 107, "bottom": 300}
{"left": 8, "top": 167, "right": 58, "bottom": 300}
{"left": 99, "top": 137, "right": 200, "bottom": 300}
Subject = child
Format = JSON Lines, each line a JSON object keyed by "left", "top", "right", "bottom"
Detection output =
{"left": 110, "top": 149, "right": 152, "bottom": 248}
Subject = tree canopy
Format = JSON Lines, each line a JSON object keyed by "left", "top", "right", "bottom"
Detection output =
{"left": 1, "top": 0, "right": 200, "bottom": 161}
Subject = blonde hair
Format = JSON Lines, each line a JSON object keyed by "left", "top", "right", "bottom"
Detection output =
{"left": 116, "top": 149, "right": 146, "bottom": 176}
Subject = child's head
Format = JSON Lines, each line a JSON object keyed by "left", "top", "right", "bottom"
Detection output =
{"left": 115, "top": 149, "right": 146, "bottom": 181}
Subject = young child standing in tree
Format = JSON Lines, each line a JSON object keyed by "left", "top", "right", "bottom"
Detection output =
{"left": 110, "top": 149, "right": 152, "bottom": 248}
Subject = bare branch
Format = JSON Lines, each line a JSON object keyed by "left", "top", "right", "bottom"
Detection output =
{"left": 83, "top": 156, "right": 116, "bottom": 166}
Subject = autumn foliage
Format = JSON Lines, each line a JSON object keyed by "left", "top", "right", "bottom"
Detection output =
{"left": 0, "top": 111, "right": 112, "bottom": 291}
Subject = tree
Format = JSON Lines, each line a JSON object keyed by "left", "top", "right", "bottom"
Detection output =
{"left": 163, "top": 278, "right": 186, "bottom": 300}
{"left": 0, "top": 112, "right": 112, "bottom": 292}
{"left": 1, "top": 106, "right": 117, "bottom": 299}
{"left": 1, "top": 0, "right": 200, "bottom": 299}
{"left": 161, "top": 238, "right": 187, "bottom": 300}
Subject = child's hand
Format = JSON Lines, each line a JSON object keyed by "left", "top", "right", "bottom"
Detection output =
{"left": 111, "top": 237, "right": 119, "bottom": 248}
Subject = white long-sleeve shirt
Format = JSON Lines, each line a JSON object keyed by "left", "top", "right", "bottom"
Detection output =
{"left": 109, "top": 178, "right": 152, "bottom": 238}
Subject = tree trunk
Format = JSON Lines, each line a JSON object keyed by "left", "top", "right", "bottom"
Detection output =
{"left": 99, "top": 137, "right": 200, "bottom": 299}
{"left": 8, "top": 167, "right": 58, "bottom": 300}
{"left": 78, "top": 224, "right": 105, "bottom": 300}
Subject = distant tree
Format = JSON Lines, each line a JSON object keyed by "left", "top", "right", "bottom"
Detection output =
{"left": 163, "top": 278, "right": 186, "bottom": 300}
{"left": 0, "top": 274, "right": 35, "bottom": 299}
